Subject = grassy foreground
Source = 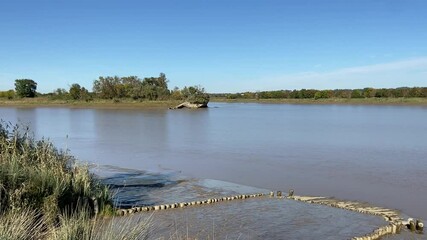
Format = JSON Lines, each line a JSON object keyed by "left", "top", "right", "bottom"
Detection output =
{"left": 211, "top": 97, "right": 427, "bottom": 106}
{"left": 0, "top": 122, "right": 149, "bottom": 239}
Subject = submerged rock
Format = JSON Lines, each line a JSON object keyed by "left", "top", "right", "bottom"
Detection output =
{"left": 170, "top": 101, "right": 208, "bottom": 109}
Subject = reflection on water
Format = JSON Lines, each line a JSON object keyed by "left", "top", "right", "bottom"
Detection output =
{"left": 0, "top": 103, "right": 426, "bottom": 222}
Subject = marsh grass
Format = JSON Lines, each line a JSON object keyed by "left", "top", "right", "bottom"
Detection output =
{"left": 0, "top": 208, "right": 45, "bottom": 240}
{"left": 50, "top": 208, "right": 151, "bottom": 240}
{"left": 0, "top": 121, "right": 111, "bottom": 218}
{"left": 0, "top": 207, "right": 151, "bottom": 240}
{"left": 0, "top": 121, "right": 152, "bottom": 239}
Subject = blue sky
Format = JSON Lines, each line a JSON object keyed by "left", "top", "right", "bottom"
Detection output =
{"left": 0, "top": 0, "right": 426, "bottom": 93}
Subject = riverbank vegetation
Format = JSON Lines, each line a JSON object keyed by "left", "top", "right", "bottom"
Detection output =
{"left": 209, "top": 87, "right": 427, "bottom": 106}
{"left": 214, "top": 87, "right": 427, "bottom": 100}
{"left": 0, "top": 122, "right": 150, "bottom": 239}
{"left": 1, "top": 76, "right": 426, "bottom": 107}
{"left": 0, "top": 74, "right": 210, "bottom": 107}
{"left": 211, "top": 96, "right": 427, "bottom": 105}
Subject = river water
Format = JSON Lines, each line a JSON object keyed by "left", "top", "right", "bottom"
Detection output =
{"left": 1, "top": 103, "right": 426, "bottom": 228}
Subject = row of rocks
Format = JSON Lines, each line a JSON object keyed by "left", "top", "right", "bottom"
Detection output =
{"left": 116, "top": 193, "right": 267, "bottom": 216}
{"left": 288, "top": 195, "right": 424, "bottom": 240}
{"left": 115, "top": 190, "right": 420, "bottom": 239}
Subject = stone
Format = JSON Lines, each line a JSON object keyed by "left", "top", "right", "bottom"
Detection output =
{"left": 416, "top": 220, "right": 423, "bottom": 232}
{"left": 409, "top": 219, "right": 416, "bottom": 231}
{"left": 170, "top": 101, "right": 208, "bottom": 109}
{"left": 117, "top": 209, "right": 124, "bottom": 216}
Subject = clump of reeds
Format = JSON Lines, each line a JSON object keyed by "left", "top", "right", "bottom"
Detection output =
{"left": 0, "top": 121, "right": 111, "bottom": 221}
{"left": 49, "top": 207, "right": 151, "bottom": 240}
{"left": 0, "top": 121, "right": 150, "bottom": 239}
{"left": 0, "top": 208, "right": 44, "bottom": 240}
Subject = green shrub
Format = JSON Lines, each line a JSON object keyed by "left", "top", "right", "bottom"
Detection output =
{"left": 0, "top": 122, "right": 113, "bottom": 224}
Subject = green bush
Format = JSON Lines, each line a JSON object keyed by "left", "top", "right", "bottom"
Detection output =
{"left": 181, "top": 85, "right": 210, "bottom": 105}
{"left": 0, "top": 122, "right": 113, "bottom": 225}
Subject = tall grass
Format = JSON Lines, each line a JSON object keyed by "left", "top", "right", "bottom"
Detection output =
{"left": 49, "top": 208, "right": 151, "bottom": 240}
{"left": 0, "top": 121, "right": 149, "bottom": 239}
{"left": 0, "top": 121, "right": 111, "bottom": 219}
{"left": 0, "top": 208, "right": 44, "bottom": 240}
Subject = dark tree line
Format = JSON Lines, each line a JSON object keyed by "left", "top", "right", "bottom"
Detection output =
{"left": 217, "top": 87, "right": 427, "bottom": 100}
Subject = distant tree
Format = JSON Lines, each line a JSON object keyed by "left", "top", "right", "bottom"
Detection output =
{"left": 334, "top": 89, "right": 352, "bottom": 98}
{"left": 141, "top": 73, "right": 170, "bottom": 100}
{"left": 93, "top": 76, "right": 122, "bottom": 99}
{"left": 121, "top": 76, "right": 142, "bottom": 99}
{"left": 375, "top": 88, "right": 391, "bottom": 98}
{"left": 0, "top": 90, "right": 15, "bottom": 99}
{"left": 49, "top": 88, "right": 69, "bottom": 100}
{"left": 14, "top": 79, "right": 37, "bottom": 98}
{"left": 300, "top": 89, "right": 317, "bottom": 99}
{"left": 93, "top": 74, "right": 170, "bottom": 100}
{"left": 351, "top": 89, "right": 364, "bottom": 98}
{"left": 80, "top": 87, "right": 92, "bottom": 101}
{"left": 182, "top": 85, "right": 210, "bottom": 105}
{"left": 157, "top": 73, "right": 169, "bottom": 90}
{"left": 363, "top": 88, "right": 376, "bottom": 98}
{"left": 69, "top": 83, "right": 82, "bottom": 100}
{"left": 289, "top": 90, "right": 301, "bottom": 99}
{"left": 170, "top": 86, "right": 184, "bottom": 100}
{"left": 314, "top": 90, "right": 334, "bottom": 99}
{"left": 408, "top": 87, "right": 425, "bottom": 98}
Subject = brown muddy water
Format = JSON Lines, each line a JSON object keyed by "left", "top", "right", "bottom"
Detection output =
{"left": 1, "top": 103, "right": 426, "bottom": 237}
{"left": 97, "top": 166, "right": 386, "bottom": 239}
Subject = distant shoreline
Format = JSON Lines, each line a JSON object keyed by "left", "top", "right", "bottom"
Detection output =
{"left": 211, "top": 97, "right": 427, "bottom": 106}
{"left": 0, "top": 98, "right": 183, "bottom": 109}
{"left": 1, "top": 97, "right": 427, "bottom": 109}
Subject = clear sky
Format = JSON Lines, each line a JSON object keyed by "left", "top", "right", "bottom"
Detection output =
{"left": 1, "top": 0, "right": 426, "bottom": 93}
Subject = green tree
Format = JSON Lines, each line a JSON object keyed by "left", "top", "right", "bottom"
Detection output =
{"left": 170, "top": 86, "right": 183, "bottom": 100}
{"left": 50, "top": 88, "right": 69, "bottom": 100}
{"left": 79, "top": 87, "right": 92, "bottom": 101}
{"left": 93, "top": 76, "right": 122, "bottom": 99}
{"left": 0, "top": 90, "right": 15, "bottom": 99}
{"left": 182, "top": 85, "right": 210, "bottom": 105}
{"left": 363, "top": 88, "right": 376, "bottom": 98}
{"left": 14, "top": 79, "right": 37, "bottom": 98}
{"left": 314, "top": 90, "right": 334, "bottom": 99}
{"left": 351, "top": 89, "right": 364, "bottom": 98}
{"left": 69, "top": 83, "right": 82, "bottom": 100}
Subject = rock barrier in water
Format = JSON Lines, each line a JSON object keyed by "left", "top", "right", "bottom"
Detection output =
{"left": 115, "top": 193, "right": 267, "bottom": 216}
{"left": 114, "top": 190, "right": 422, "bottom": 239}
{"left": 288, "top": 195, "right": 423, "bottom": 239}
